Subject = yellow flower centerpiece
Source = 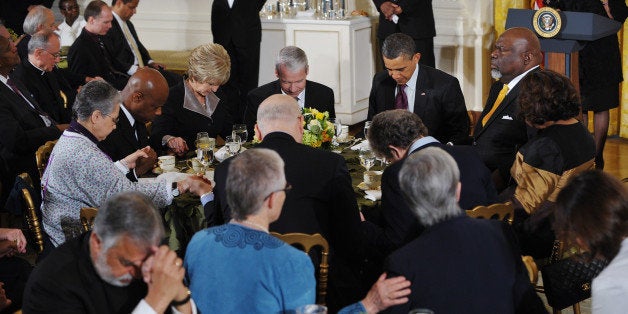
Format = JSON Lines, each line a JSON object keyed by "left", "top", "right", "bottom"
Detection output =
{"left": 302, "top": 107, "right": 335, "bottom": 148}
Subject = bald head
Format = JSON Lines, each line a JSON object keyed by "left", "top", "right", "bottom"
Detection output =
{"left": 257, "top": 94, "right": 303, "bottom": 142}
{"left": 491, "top": 27, "right": 542, "bottom": 83}
{"left": 121, "top": 68, "right": 169, "bottom": 123}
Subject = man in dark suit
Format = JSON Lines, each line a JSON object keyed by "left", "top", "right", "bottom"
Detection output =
{"left": 98, "top": 68, "right": 168, "bottom": 181}
{"left": 104, "top": 0, "right": 180, "bottom": 87}
{"left": 212, "top": 0, "right": 266, "bottom": 123}
{"left": 472, "top": 27, "right": 542, "bottom": 191}
{"left": 244, "top": 46, "right": 335, "bottom": 141}
{"left": 23, "top": 192, "right": 196, "bottom": 313}
{"left": 383, "top": 147, "right": 545, "bottom": 313}
{"left": 0, "top": 34, "right": 65, "bottom": 207}
{"left": 12, "top": 30, "right": 75, "bottom": 124}
{"left": 208, "top": 94, "right": 364, "bottom": 311}
{"left": 372, "top": 0, "right": 435, "bottom": 67}
{"left": 368, "top": 33, "right": 469, "bottom": 145}
{"left": 68, "top": 0, "right": 129, "bottom": 90}
{"left": 362, "top": 110, "right": 497, "bottom": 283}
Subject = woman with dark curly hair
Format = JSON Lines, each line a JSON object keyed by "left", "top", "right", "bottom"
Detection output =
{"left": 509, "top": 70, "right": 595, "bottom": 258}
{"left": 553, "top": 170, "right": 628, "bottom": 312}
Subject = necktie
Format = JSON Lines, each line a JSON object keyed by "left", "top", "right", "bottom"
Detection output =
{"left": 394, "top": 84, "right": 408, "bottom": 110}
{"left": 7, "top": 78, "right": 55, "bottom": 127}
{"left": 482, "top": 84, "right": 509, "bottom": 126}
{"left": 121, "top": 21, "right": 144, "bottom": 67}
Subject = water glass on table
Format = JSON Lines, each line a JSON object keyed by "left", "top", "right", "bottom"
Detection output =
{"left": 232, "top": 124, "right": 248, "bottom": 143}
{"left": 225, "top": 135, "right": 242, "bottom": 156}
{"left": 195, "top": 133, "right": 215, "bottom": 171}
{"left": 359, "top": 147, "right": 376, "bottom": 171}
{"left": 363, "top": 120, "right": 372, "bottom": 139}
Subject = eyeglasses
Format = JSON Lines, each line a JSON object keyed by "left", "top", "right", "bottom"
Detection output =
{"left": 263, "top": 183, "right": 292, "bottom": 201}
{"left": 104, "top": 113, "right": 119, "bottom": 124}
{"left": 43, "top": 50, "right": 61, "bottom": 59}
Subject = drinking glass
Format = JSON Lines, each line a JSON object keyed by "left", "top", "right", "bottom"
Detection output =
{"left": 363, "top": 121, "right": 372, "bottom": 139}
{"left": 232, "top": 124, "right": 248, "bottom": 143}
{"left": 195, "top": 137, "right": 214, "bottom": 171}
{"left": 225, "top": 135, "right": 242, "bottom": 156}
{"left": 196, "top": 132, "right": 209, "bottom": 141}
{"left": 359, "top": 147, "right": 376, "bottom": 171}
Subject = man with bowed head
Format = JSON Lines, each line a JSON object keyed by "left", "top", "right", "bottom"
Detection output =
{"left": 23, "top": 192, "right": 197, "bottom": 313}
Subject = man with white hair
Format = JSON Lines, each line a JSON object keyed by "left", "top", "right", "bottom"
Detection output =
{"left": 243, "top": 46, "right": 335, "bottom": 140}
{"left": 16, "top": 5, "right": 57, "bottom": 61}
{"left": 12, "top": 30, "right": 76, "bottom": 123}
{"left": 24, "top": 192, "right": 197, "bottom": 313}
{"left": 383, "top": 147, "right": 545, "bottom": 313}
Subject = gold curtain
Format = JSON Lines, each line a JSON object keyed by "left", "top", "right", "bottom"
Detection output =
{"left": 494, "top": 0, "right": 627, "bottom": 138}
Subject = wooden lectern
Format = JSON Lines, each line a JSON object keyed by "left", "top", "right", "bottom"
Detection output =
{"left": 505, "top": 9, "right": 622, "bottom": 92}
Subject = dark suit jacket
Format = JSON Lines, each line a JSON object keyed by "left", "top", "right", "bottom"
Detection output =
{"left": 368, "top": 66, "right": 469, "bottom": 144}
{"left": 209, "top": 132, "right": 362, "bottom": 256}
{"left": 12, "top": 60, "right": 75, "bottom": 124}
{"left": 384, "top": 216, "right": 546, "bottom": 313}
{"left": 372, "top": 0, "right": 435, "bottom": 40}
{"left": 211, "top": 0, "right": 266, "bottom": 48}
{"left": 23, "top": 232, "right": 148, "bottom": 313}
{"left": 68, "top": 29, "right": 129, "bottom": 90}
{"left": 243, "top": 80, "right": 335, "bottom": 140}
{"left": 362, "top": 141, "right": 497, "bottom": 263}
{"left": 0, "top": 78, "right": 61, "bottom": 204}
{"left": 103, "top": 18, "right": 152, "bottom": 74}
{"left": 150, "top": 78, "right": 233, "bottom": 151}
{"left": 98, "top": 107, "right": 149, "bottom": 181}
{"left": 472, "top": 76, "right": 536, "bottom": 183}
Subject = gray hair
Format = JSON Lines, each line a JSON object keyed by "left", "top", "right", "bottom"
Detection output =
{"left": 382, "top": 33, "right": 416, "bottom": 60}
{"left": 92, "top": 192, "right": 165, "bottom": 252}
{"left": 368, "top": 110, "right": 428, "bottom": 160}
{"left": 399, "top": 147, "right": 462, "bottom": 227}
{"left": 226, "top": 149, "right": 285, "bottom": 220}
{"left": 23, "top": 6, "right": 52, "bottom": 35}
{"left": 27, "top": 29, "right": 59, "bottom": 55}
{"left": 256, "top": 94, "right": 301, "bottom": 135}
{"left": 275, "top": 46, "right": 308, "bottom": 73}
{"left": 73, "top": 80, "right": 121, "bottom": 121}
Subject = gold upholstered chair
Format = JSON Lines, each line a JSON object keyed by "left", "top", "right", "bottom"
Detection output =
{"left": 270, "top": 232, "right": 330, "bottom": 306}
{"left": 35, "top": 140, "right": 57, "bottom": 178}
{"left": 18, "top": 173, "right": 45, "bottom": 253}
{"left": 80, "top": 207, "right": 99, "bottom": 232}
{"left": 466, "top": 201, "right": 515, "bottom": 225}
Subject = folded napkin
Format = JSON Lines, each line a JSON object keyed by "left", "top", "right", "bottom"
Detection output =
{"left": 364, "top": 190, "right": 382, "bottom": 201}
{"left": 350, "top": 139, "right": 370, "bottom": 151}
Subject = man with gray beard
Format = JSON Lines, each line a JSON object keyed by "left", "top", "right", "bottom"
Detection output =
{"left": 471, "top": 27, "right": 542, "bottom": 191}
{"left": 23, "top": 192, "right": 197, "bottom": 314}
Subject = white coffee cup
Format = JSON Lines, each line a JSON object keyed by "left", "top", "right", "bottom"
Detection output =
{"left": 158, "top": 155, "right": 176, "bottom": 171}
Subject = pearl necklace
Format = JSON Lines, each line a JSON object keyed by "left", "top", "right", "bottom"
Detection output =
{"left": 231, "top": 219, "right": 269, "bottom": 233}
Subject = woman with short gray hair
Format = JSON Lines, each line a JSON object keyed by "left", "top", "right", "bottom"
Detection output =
{"left": 41, "top": 80, "right": 206, "bottom": 247}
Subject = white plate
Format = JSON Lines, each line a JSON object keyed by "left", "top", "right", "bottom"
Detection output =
{"left": 336, "top": 135, "right": 355, "bottom": 144}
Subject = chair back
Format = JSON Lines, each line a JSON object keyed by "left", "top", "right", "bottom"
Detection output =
{"left": 466, "top": 201, "right": 514, "bottom": 224}
{"left": 18, "top": 173, "right": 45, "bottom": 253}
{"left": 80, "top": 207, "right": 98, "bottom": 232}
{"left": 35, "top": 140, "right": 57, "bottom": 178}
{"left": 521, "top": 255, "right": 539, "bottom": 285}
{"left": 271, "top": 232, "right": 329, "bottom": 306}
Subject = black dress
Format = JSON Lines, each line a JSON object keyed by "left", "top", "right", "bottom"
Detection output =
{"left": 547, "top": 0, "right": 628, "bottom": 111}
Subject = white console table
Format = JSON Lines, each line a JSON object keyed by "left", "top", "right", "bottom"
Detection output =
{"left": 260, "top": 16, "right": 376, "bottom": 125}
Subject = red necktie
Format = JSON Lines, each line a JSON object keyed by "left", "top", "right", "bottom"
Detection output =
{"left": 394, "top": 84, "right": 408, "bottom": 110}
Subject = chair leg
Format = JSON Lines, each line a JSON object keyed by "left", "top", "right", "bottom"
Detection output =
{"left": 573, "top": 302, "right": 581, "bottom": 314}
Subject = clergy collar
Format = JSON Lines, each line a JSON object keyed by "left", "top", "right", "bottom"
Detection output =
{"left": 28, "top": 59, "right": 46, "bottom": 75}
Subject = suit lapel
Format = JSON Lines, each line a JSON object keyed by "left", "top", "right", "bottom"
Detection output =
{"left": 118, "top": 113, "right": 140, "bottom": 148}
{"left": 413, "top": 66, "right": 429, "bottom": 116}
